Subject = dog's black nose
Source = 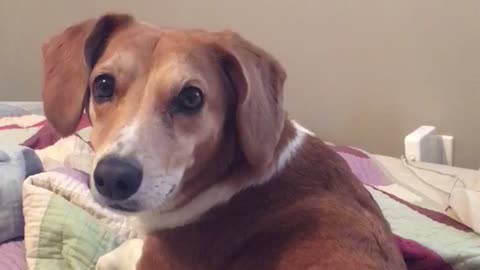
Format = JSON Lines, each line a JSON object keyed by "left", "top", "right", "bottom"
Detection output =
{"left": 93, "top": 156, "right": 143, "bottom": 201}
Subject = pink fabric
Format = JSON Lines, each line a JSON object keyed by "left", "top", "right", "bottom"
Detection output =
{"left": 22, "top": 114, "right": 91, "bottom": 150}
{"left": 0, "top": 241, "right": 25, "bottom": 270}
{"left": 332, "top": 145, "right": 390, "bottom": 186}
{"left": 21, "top": 124, "right": 60, "bottom": 150}
{"left": 395, "top": 236, "right": 453, "bottom": 270}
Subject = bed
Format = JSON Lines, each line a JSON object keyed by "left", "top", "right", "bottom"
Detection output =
{"left": 1, "top": 102, "right": 479, "bottom": 270}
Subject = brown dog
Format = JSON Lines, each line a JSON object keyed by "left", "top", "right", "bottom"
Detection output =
{"left": 41, "top": 13, "right": 407, "bottom": 270}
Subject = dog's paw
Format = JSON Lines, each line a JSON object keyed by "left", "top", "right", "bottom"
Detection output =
{"left": 96, "top": 238, "right": 144, "bottom": 270}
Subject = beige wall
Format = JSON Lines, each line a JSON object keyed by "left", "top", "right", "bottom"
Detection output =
{"left": 1, "top": 1, "right": 479, "bottom": 168}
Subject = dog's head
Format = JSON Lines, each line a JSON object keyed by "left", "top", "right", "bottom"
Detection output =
{"left": 42, "top": 14, "right": 286, "bottom": 224}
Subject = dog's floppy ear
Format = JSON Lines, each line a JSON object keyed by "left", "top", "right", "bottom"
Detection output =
{"left": 216, "top": 31, "right": 287, "bottom": 169}
{"left": 41, "top": 14, "right": 132, "bottom": 136}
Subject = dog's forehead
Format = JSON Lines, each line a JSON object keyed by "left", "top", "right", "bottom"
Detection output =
{"left": 105, "top": 24, "right": 216, "bottom": 59}
{"left": 95, "top": 25, "right": 221, "bottom": 84}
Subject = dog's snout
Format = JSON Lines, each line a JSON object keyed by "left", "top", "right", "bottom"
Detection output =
{"left": 93, "top": 156, "right": 143, "bottom": 201}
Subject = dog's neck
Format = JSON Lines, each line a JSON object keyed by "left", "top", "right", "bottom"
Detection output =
{"left": 133, "top": 119, "right": 311, "bottom": 233}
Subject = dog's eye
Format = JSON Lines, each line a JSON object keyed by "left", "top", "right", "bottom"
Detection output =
{"left": 172, "top": 86, "right": 204, "bottom": 114}
{"left": 93, "top": 74, "right": 115, "bottom": 103}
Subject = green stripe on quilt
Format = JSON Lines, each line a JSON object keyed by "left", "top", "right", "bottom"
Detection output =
{"left": 35, "top": 194, "right": 122, "bottom": 270}
{"left": 368, "top": 187, "right": 480, "bottom": 270}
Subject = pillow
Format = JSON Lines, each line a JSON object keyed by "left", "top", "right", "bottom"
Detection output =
{"left": 0, "top": 145, "right": 43, "bottom": 243}
{"left": 0, "top": 104, "right": 31, "bottom": 118}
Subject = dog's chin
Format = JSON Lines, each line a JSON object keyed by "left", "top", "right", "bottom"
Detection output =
{"left": 91, "top": 192, "right": 143, "bottom": 215}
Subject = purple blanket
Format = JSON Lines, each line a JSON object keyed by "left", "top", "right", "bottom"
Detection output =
{"left": 0, "top": 240, "right": 25, "bottom": 270}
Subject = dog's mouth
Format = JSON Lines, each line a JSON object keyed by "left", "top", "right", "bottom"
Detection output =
{"left": 92, "top": 188, "right": 180, "bottom": 214}
{"left": 107, "top": 203, "right": 139, "bottom": 213}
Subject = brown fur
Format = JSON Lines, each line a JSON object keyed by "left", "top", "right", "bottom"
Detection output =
{"left": 41, "top": 13, "right": 406, "bottom": 270}
{"left": 137, "top": 121, "right": 405, "bottom": 270}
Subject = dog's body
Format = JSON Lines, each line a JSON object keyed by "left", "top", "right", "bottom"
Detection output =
{"left": 134, "top": 122, "right": 404, "bottom": 270}
{"left": 41, "top": 14, "right": 406, "bottom": 270}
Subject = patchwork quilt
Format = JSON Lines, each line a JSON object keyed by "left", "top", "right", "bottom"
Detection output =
{"left": 1, "top": 111, "right": 480, "bottom": 270}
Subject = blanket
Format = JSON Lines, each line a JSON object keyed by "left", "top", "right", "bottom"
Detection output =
{"left": 23, "top": 168, "right": 136, "bottom": 270}
{"left": 0, "top": 145, "right": 43, "bottom": 243}
{"left": 335, "top": 145, "right": 480, "bottom": 270}
{"left": 1, "top": 109, "right": 480, "bottom": 270}
{"left": 21, "top": 143, "right": 480, "bottom": 270}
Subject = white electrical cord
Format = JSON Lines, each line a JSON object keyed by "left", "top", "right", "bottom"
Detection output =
{"left": 74, "top": 132, "right": 94, "bottom": 151}
{"left": 400, "top": 155, "right": 468, "bottom": 211}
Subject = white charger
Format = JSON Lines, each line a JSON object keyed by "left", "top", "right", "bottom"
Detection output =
{"left": 404, "top": 125, "right": 454, "bottom": 166}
